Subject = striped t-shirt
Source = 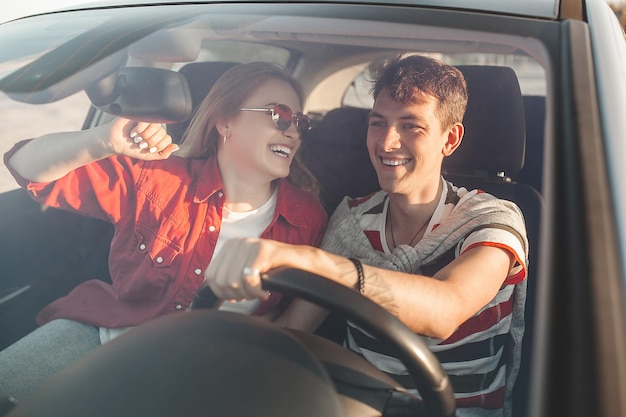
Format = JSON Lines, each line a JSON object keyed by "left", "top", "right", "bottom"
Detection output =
{"left": 327, "top": 179, "right": 527, "bottom": 417}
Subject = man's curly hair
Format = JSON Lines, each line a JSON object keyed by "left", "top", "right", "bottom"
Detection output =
{"left": 369, "top": 54, "right": 468, "bottom": 129}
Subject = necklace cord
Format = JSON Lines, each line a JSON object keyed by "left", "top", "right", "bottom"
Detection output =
{"left": 388, "top": 209, "right": 433, "bottom": 248}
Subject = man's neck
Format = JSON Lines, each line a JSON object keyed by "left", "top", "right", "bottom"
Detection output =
{"left": 387, "top": 176, "right": 443, "bottom": 216}
{"left": 386, "top": 178, "right": 442, "bottom": 247}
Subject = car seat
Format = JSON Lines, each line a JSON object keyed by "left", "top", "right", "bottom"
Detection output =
{"left": 167, "top": 61, "right": 239, "bottom": 143}
{"left": 445, "top": 66, "right": 542, "bottom": 417}
{"left": 300, "top": 65, "right": 544, "bottom": 417}
{"left": 300, "top": 106, "right": 379, "bottom": 214}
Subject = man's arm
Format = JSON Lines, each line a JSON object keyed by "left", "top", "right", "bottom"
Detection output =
{"left": 205, "top": 238, "right": 515, "bottom": 339}
{"left": 381, "top": 245, "right": 514, "bottom": 339}
{"left": 274, "top": 299, "right": 330, "bottom": 332}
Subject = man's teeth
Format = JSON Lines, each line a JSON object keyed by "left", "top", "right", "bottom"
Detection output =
{"left": 382, "top": 158, "right": 409, "bottom": 166}
{"left": 270, "top": 145, "right": 291, "bottom": 157}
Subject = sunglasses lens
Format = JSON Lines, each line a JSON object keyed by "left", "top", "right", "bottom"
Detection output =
{"left": 295, "top": 115, "right": 311, "bottom": 139}
{"left": 273, "top": 104, "right": 293, "bottom": 131}
{"left": 271, "top": 104, "right": 311, "bottom": 139}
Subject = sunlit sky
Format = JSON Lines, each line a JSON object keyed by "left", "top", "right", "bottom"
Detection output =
{"left": 0, "top": 0, "right": 103, "bottom": 23}
{"left": 1, "top": 0, "right": 625, "bottom": 24}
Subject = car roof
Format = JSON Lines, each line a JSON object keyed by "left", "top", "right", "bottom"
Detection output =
{"left": 6, "top": 0, "right": 565, "bottom": 22}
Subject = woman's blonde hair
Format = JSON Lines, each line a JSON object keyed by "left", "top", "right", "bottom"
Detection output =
{"left": 177, "top": 62, "right": 318, "bottom": 193}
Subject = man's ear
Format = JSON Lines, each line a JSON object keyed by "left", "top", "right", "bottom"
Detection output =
{"left": 442, "top": 123, "right": 464, "bottom": 157}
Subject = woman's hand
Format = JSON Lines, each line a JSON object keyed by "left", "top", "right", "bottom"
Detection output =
{"left": 9, "top": 117, "right": 175, "bottom": 182}
{"left": 204, "top": 238, "right": 355, "bottom": 303}
{"left": 106, "top": 118, "right": 179, "bottom": 160}
{"left": 203, "top": 237, "right": 359, "bottom": 332}
{"left": 204, "top": 238, "right": 279, "bottom": 302}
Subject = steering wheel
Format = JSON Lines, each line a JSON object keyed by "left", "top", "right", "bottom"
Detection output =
{"left": 6, "top": 268, "right": 455, "bottom": 417}
{"left": 192, "top": 267, "right": 456, "bottom": 417}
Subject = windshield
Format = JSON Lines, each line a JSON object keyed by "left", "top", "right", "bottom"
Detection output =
{"left": 0, "top": 3, "right": 548, "bottom": 195}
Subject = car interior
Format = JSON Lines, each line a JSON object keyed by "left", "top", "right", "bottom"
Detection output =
{"left": 0, "top": 8, "right": 549, "bottom": 417}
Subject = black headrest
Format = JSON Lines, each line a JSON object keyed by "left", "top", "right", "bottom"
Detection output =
{"left": 178, "top": 61, "right": 239, "bottom": 109}
{"left": 443, "top": 65, "right": 526, "bottom": 177}
{"left": 167, "top": 61, "right": 239, "bottom": 142}
{"left": 301, "top": 107, "right": 377, "bottom": 212}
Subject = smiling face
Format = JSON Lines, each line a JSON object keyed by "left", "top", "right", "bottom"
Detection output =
{"left": 367, "top": 89, "right": 463, "bottom": 200}
{"left": 218, "top": 78, "right": 303, "bottom": 184}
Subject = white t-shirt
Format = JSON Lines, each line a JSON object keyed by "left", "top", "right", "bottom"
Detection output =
{"left": 216, "top": 189, "right": 277, "bottom": 314}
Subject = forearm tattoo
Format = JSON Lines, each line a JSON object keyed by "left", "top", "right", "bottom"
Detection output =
{"left": 361, "top": 269, "right": 400, "bottom": 318}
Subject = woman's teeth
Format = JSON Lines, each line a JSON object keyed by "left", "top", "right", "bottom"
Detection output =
{"left": 270, "top": 145, "right": 291, "bottom": 158}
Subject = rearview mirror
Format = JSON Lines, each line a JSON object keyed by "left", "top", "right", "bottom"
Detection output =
{"left": 86, "top": 67, "right": 193, "bottom": 124}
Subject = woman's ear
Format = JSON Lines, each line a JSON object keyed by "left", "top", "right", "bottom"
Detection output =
{"left": 442, "top": 123, "right": 464, "bottom": 157}
{"left": 215, "top": 119, "right": 230, "bottom": 139}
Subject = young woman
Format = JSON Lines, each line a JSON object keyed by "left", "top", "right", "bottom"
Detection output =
{"left": 0, "top": 62, "right": 327, "bottom": 399}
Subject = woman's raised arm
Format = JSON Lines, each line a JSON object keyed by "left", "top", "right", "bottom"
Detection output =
{"left": 8, "top": 118, "right": 178, "bottom": 183}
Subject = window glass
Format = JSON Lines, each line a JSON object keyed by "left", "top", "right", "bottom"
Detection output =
{"left": 343, "top": 53, "right": 546, "bottom": 109}
{"left": 0, "top": 91, "right": 90, "bottom": 193}
{"left": 195, "top": 40, "right": 292, "bottom": 67}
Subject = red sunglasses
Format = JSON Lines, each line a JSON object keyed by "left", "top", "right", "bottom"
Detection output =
{"left": 240, "top": 104, "right": 312, "bottom": 139}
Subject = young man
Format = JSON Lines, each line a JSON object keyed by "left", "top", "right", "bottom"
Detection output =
{"left": 206, "top": 54, "right": 528, "bottom": 417}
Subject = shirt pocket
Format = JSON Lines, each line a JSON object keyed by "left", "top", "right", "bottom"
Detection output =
{"left": 135, "top": 224, "right": 182, "bottom": 268}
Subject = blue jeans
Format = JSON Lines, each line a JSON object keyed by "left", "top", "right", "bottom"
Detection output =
{"left": 0, "top": 319, "right": 100, "bottom": 400}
